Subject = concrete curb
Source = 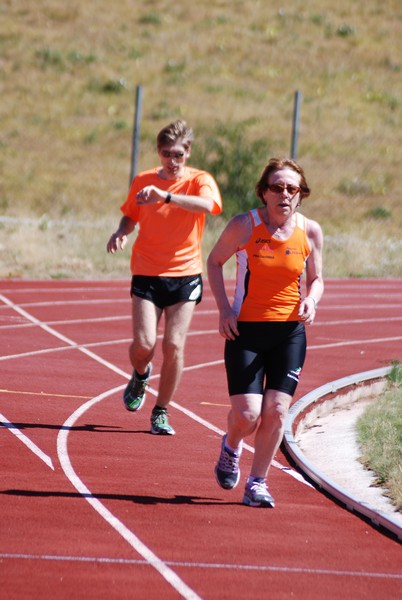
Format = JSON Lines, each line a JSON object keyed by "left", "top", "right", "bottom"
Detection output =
{"left": 283, "top": 367, "right": 402, "bottom": 542}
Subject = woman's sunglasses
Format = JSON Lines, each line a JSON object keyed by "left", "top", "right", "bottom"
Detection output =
{"left": 268, "top": 183, "right": 300, "bottom": 196}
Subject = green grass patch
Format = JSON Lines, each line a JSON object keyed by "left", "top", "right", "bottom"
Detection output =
{"left": 357, "top": 363, "right": 402, "bottom": 511}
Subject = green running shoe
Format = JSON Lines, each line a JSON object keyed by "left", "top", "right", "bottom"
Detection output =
{"left": 123, "top": 364, "right": 152, "bottom": 412}
{"left": 150, "top": 407, "right": 175, "bottom": 435}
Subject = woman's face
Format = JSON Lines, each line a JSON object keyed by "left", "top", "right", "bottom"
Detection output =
{"left": 262, "top": 168, "right": 302, "bottom": 217}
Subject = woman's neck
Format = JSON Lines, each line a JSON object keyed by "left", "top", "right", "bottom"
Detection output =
{"left": 260, "top": 206, "right": 295, "bottom": 239}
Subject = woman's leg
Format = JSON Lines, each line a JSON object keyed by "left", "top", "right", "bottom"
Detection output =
{"left": 249, "top": 389, "right": 292, "bottom": 479}
{"left": 226, "top": 393, "right": 262, "bottom": 449}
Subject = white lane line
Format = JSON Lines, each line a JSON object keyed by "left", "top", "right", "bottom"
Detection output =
{"left": 0, "top": 389, "right": 91, "bottom": 399}
{"left": 0, "top": 285, "right": 128, "bottom": 293}
{"left": 0, "top": 314, "right": 131, "bottom": 330}
{"left": 0, "top": 287, "right": 395, "bottom": 584}
{"left": 0, "top": 338, "right": 132, "bottom": 360}
{"left": 309, "top": 336, "right": 402, "bottom": 350}
{"left": 1, "top": 333, "right": 401, "bottom": 364}
{"left": 1, "top": 312, "right": 402, "bottom": 334}
{"left": 0, "top": 278, "right": 399, "bottom": 292}
{"left": 1, "top": 297, "right": 400, "bottom": 311}
{"left": 0, "top": 329, "right": 218, "bottom": 362}
{"left": 0, "top": 299, "right": 129, "bottom": 308}
{"left": 169, "top": 397, "right": 312, "bottom": 488}
{"left": 2, "top": 552, "right": 402, "bottom": 580}
{"left": 57, "top": 385, "right": 202, "bottom": 600}
{"left": 0, "top": 341, "right": 132, "bottom": 362}
{"left": 0, "top": 315, "right": 402, "bottom": 338}
{"left": 1, "top": 293, "right": 202, "bottom": 596}
{"left": 0, "top": 294, "right": 128, "bottom": 378}
{"left": 318, "top": 304, "right": 402, "bottom": 310}
{"left": 316, "top": 316, "right": 402, "bottom": 326}
{"left": 2, "top": 291, "right": 397, "bottom": 487}
{"left": 3, "top": 282, "right": 400, "bottom": 592}
{"left": 0, "top": 412, "right": 54, "bottom": 470}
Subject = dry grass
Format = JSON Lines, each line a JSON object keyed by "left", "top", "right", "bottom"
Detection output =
{"left": 1, "top": 0, "right": 401, "bottom": 278}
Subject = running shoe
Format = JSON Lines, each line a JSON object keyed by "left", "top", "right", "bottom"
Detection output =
{"left": 215, "top": 434, "right": 242, "bottom": 490}
{"left": 243, "top": 478, "right": 275, "bottom": 508}
{"left": 150, "top": 407, "right": 176, "bottom": 435}
{"left": 123, "top": 363, "right": 152, "bottom": 412}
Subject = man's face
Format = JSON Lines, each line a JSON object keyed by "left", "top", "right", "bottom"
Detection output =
{"left": 158, "top": 141, "right": 190, "bottom": 180}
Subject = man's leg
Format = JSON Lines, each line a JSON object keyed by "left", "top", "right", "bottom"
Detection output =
{"left": 154, "top": 300, "right": 196, "bottom": 408}
{"left": 151, "top": 302, "right": 195, "bottom": 435}
{"left": 129, "top": 295, "right": 162, "bottom": 373}
{"left": 124, "top": 296, "right": 161, "bottom": 412}
{"left": 149, "top": 300, "right": 196, "bottom": 435}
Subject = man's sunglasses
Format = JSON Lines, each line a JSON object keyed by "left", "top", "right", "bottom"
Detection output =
{"left": 160, "top": 150, "right": 186, "bottom": 159}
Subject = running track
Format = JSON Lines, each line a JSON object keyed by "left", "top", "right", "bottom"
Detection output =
{"left": 1, "top": 278, "right": 401, "bottom": 600}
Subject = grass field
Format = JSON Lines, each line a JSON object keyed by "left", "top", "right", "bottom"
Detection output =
{"left": 1, "top": 0, "right": 401, "bottom": 278}
{"left": 357, "top": 363, "right": 402, "bottom": 511}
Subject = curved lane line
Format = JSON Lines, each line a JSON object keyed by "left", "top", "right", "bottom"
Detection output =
{"left": 57, "top": 384, "right": 202, "bottom": 600}
{"left": 0, "top": 292, "right": 313, "bottom": 486}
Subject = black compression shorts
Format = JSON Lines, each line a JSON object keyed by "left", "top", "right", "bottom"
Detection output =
{"left": 130, "top": 274, "right": 203, "bottom": 309}
{"left": 224, "top": 321, "right": 307, "bottom": 397}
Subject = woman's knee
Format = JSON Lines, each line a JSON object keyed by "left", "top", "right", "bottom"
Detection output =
{"left": 263, "top": 394, "right": 291, "bottom": 428}
{"left": 231, "top": 406, "right": 260, "bottom": 432}
{"left": 230, "top": 394, "right": 261, "bottom": 429}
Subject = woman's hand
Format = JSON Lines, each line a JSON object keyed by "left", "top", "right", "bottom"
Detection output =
{"left": 298, "top": 296, "right": 317, "bottom": 325}
{"left": 219, "top": 308, "right": 239, "bottom": 340}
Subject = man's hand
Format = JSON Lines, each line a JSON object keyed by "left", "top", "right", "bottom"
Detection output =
{"left": 136, "top": 185, "right": 165, "bottom": 205}
{"left": 107, "top": 232, "right": 128, "bottom": 254}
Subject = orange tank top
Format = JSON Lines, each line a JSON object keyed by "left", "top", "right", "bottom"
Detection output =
{"left": 233, "top": 208, "right": 311, "bottom": 321}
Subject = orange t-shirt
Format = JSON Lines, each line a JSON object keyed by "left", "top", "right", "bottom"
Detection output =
{"left": 233, "top": 208, "right": 311, "bottom": 321}
{"left": 120, "top": 167, "right": 222, "bottom": 276}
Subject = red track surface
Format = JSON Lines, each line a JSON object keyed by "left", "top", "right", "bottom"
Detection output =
{"left": 1, "top": 278, "right": 401, "bottom": 600}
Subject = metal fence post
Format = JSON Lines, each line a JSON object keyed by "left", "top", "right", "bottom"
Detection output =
{"left": 129, "top": 85, "right": 143, "bottom": 187}
{"left": 290, "top": 90, "right": 302, "bottom": 160}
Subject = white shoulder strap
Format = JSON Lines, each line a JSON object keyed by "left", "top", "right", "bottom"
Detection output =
{"left": 295, "top": 211, "right": 306, "bottom": 231}
{"left": 249, "top": 207, "right": 261, "bottom": 227}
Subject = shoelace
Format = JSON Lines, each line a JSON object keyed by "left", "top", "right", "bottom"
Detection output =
{"left": 248, "top": 480, "right": 269, "bottom": 495}
{"left": 219, "top": 448, "right": 240, "bottom": 473}
{"left": 132, "top": 378, "right": 148, "bottom": 395}
{"left": 152, "top": 410, "right": 167, "bottom": 425}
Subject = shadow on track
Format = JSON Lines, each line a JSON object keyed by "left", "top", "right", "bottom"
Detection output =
{"left": 2, "top": 489, "right": 238, "bottom": 506}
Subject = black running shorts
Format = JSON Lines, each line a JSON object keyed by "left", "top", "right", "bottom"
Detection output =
{"left": 130, "top": 274, "right": 203, "bottom": 309}
{"left": 224, "top": 321, "right": 307, "bottom": 397}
